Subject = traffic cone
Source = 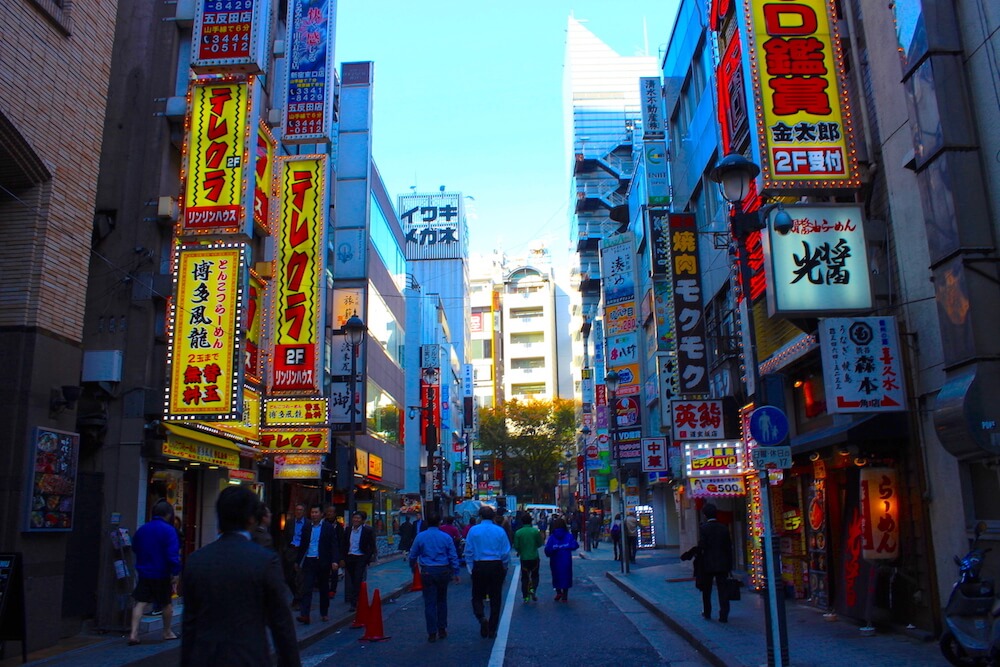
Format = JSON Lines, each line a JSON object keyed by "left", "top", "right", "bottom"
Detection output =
{"left": 410, "top": 565, "right": 423, "bottom": 592}
{"left": 359, "top": 589, "right": 390, "bottom": 642}
{"left": 350, "top": 581, "right": 370, "bottom": 629}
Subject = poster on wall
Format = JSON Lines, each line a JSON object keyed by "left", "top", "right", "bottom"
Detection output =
{"left": 24, "top": 428, "right": 79, "bottom": 531}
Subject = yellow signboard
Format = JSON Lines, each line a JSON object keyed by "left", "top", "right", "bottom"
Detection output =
{"left": 244, "top": 271, "right": 265, "bottom": 384}
{"left": 254, "top": 121, "right": 275, "bottom": 233}
{"left": 264, "top": 398, "right": 328, "bottom": 425}
{"left": 273, "top": 454, "right": 322, "bottom": 479}
{"left": 258, "top": 428, "right": 329, "bottom": 454}
{"left": 163, "top": 435, "right": 240, "bottom": 469}
{"left": 355, "top": 448, "right": 369, "bottom": 477}
{"left": 165, "top": 244, "right": 246, "bottom": 419}
{"left": 200, "top": 386, "right": 260, "bottom": 443}
{"left": 368, "top": 453, "right": 383, "bottom": 480}
{"left": 747, "top": 0, "right": 859, "bottom": 191}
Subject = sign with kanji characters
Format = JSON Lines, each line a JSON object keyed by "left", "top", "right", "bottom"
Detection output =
{"left": 273, "top": 454, "right": 321, "bottom": 479}
{"left": 671, "top": 400, "right": 725, "bottom": 441}
{"left": 639, "top": 77, "right": 665, "bottom": 137}
{"left": 181, "top": 81, "right": 258, "bottom": 237}
{"left": 600, "top": 233, "right": 636, "bottom": 306}
{"left": 690, "top": 475, "right": 746, "bottom": 497}
{"left": 819, "top": 316, "right": 905, "bottom": 413}
{"left": 641, "top": 437, "right": 669, "bottom": 472}
{"left": 270, "top": 156, "right": 327, "bottom": 394}
{"left": 605, "top": 301, "right": 637, "bottom": 336}
{"left": 200, "top": 386, "right": 260, "bottom": 443}
{"left": 331, "top": 288, "right": 364, "bottom": 331}
{"left": 25, "top": 428, "right": 79, "bottom": 531}
{"left": 398, "top": 192, "right": 467, "bottom": 260}
{"left": 763, "top": 204, "right": 873, "bottom": 315}
{"left": 253, "top": 122, "right": 275, "bottom": 232}
{"left": 282, "top": 0, "right": 335, "bottom": 143}
{"left": 244, "top": 271, "right": 264, "bottom": 383}
{"left": 163, "top": 434, "right": 240, "bottom": 468}
{"left": 257, "top": 428, "right": 329, "bottom": 454}
{"left": 264, "top": 398, "right": 328, "bottom": 425}
{"left": 328, "top": 376, "right": 363, "bottom": 431}
{"left": 165, "top": 244, "right": 247, "bottom": 420}
{"left": 859, "top": 468, "right": 899, "bottom": 559}
{"left": 669, "top": 214, "right": 709, "bottom": 395}
{"left": 648, "top": 210, "right": 670, "bottom": 277}
{"left": 683, "top": 440, "right": 747, "bottom": 477}
{"left": 747, "top": 0, "right": 860, "bottom": 191}
{"left": 643, "top": 141, "right": 670, "bottom": 206}
{"left": 368, "top": 453, "right": 383, "bottom": 480}
{"left": 191, "top": 0, "right": 268, "bottom": 73}
{"left": 607, "top": 332, "right": 639, "bottom": 368}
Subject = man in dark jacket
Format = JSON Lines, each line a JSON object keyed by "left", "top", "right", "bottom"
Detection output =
{"left": 181, "top": 486, "right": 300, "bottom": 667}
{"left": 339, "top": 510, "right": 377, "bottom": 611}
{"left": 296, "top": 504, "right": 341, "bottom": 623}
{"left": 698, "top": 503, "right": 733, "bottom": 622}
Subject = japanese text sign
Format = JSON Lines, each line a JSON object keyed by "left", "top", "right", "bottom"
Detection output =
{"left": 165, "top": 244, "right": 246, "bottom": 420}
{"left": 264, "top": 398, "right": 329, "bottom": 425}
{"left": 368, "top": 453, "right": 383, "bottom": 480}
{"left": 671, "top": 399, "right": 725, "bottom": 441}
{"left": 25, "top": 428, "right": 79, "bottom": 532}
{"left": 191, "top": 0, "right": 268, "bottom": 73}
{"left": 182, "top": 81, "right": 257, "bottom": 237}
{"left": 641, "top": 437, "right": 669, "bottom": 472}
{"left": 201, "top": 386, "right": 260, "bottom": 443}
{"left": 763, "top": 204, "right": 872, "bottom": 315}
{"left": 600, "top": 232, "right": 636, "bottom": 306}
{"left": 819, "top": 316, "right": 905, "bottom": 413}
{"left": 643, "top": 141, "right": 670, "bottom": 206}
{"left": 648, "top": 210, "right": 670, "bottom": 277}
{"left": 683, "top": 440, "right": 746, "bottom": 477}
{"left": 273, "top": 454, "right": 321, "bottom": 479}
{"left": 163, "top": 434, "right": 239, "bottom": 468}
{"left": 270, "top": 156, "right": 326, "bottom": 394}
{"left": 669, "top": 214, "right": 709, "bottom": 395}
{"left": 244, "top": 272, "right": 264, "bottom": 383}
{"left": 747, "top": 0, "right": 860, "bottom": 191}
{"left": 257, "top": 428, "right": 330, "bottom": 454}
{"left": 254, "top": 122, "right": 275, "bottom": 232}
{"left": 398, "top": 192, "right": 466, "bottom": 260}
{"left": 860, "top": 467, "right": 899, "bottom": 559}
{"left": 690, "top": 475, "right": 746, "bottom": 497}
{"left": 607, "top": 332, "right": 639, "bottom": 368}
{"left": 639, "top": 77, "right": 665, "bottom": 137}
{"left": 282, "top": 0, "right": 335, "bottom": 143}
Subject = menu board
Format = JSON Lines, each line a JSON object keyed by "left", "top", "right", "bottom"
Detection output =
{"left": 24, "top": 428, "right": 79, "bottom": 531}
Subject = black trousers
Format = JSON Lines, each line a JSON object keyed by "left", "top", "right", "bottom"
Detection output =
{"left": 701, "top": 572, "right": 731, "bottom": 620}
{"left": 299, "top": 558, "right": 329, "bottom": 617}
{"left": 519, "top": 558, "right": 540, "bottom": 598}
{"left": 471, "top": 560, "right": 505, "bottom": 632}
{"left": 343, "top": 554, "right": 370, "bottom": 608}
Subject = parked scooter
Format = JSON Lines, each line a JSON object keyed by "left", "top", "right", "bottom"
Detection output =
{"left": 941, "top": 521, "right": 999, "bottom": 666}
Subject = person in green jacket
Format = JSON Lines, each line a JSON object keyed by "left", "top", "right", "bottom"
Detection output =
{"left": 512, "top": 512, "right": 544, "bottom": 603}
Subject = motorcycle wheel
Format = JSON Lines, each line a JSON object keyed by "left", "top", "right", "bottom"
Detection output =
{"left": 940, "top": 631, "right": 987, "bottom": 666}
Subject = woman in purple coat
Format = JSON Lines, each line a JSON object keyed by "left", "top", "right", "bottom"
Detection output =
{"left": 544, "top": 517, "right": 579, "bottom": 601}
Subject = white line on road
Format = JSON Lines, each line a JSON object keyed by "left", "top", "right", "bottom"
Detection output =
{"left": 487, "top": 562, "right": 521, "bottom": 667}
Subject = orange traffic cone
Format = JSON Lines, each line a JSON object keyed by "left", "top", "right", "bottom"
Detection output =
{"left": 350, "top": 581, "right": 370, "bottom": 629}
{"left": 359, "top": 589, "right": 390, "bottom": 642}
{"left": 410, "top": 565, "right": 423, "bottom": 592}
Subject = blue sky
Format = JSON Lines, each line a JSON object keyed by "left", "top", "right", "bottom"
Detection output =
{"left": 334, "top": 1, "right": 679, "bottom": 261}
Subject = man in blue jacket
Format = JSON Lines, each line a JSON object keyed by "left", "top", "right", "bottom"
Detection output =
{"left": 128, "top": 500, "right": 181, "bottom": 645}
{"left": 408, "top": 513, "right": 460, "bottom": 642}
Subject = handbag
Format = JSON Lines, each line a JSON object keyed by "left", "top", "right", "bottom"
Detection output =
{"left": 724, "top": 575, "right": 742, "bottom": 601}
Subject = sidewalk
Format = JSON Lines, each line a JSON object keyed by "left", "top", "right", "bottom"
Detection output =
{"left": 582, "top": 545, "right": 947, "bottom": 667}
{"left": 0, "top": 554, "right": 415, "bottom": 667}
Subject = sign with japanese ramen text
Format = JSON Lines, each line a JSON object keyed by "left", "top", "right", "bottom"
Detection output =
{"left": 265, "top": 398, "right": 328, "bottom": 425}
{"left": 398, "top": 192, "right": 467, "bottom": 260}
{"left": 258, "top": 428, "right": 329, "bottom": 454}
{"left": 669, "top": 214, "right": 709, "bottom": 395}
{"left": 860, "top": 468, "right": 899, "bottom": 559}
{"left": 641, "top": 437, "right": 669, "bottom": 472}
{"left": 191, "top": 0, "right": 268, "bottom": 73}
{"left": 165, "top": 244, "right": 246, "bottom": 419}
{"left": 683, "top": 440, "right": 746, "bottom": 477}
{"left": 763, "top": 204, "right": 872, "bottom": 315}
{"left": 282, "top": 0, "right": 336, "bottom": 143}
{"left": 819, "top": 317, "right": 905, "bottom": 413}
{"left": 747, "top": 0, "right": 860, "bottom": 191}
{"left": 182, "top": 81, "right": 256, "bottom": 237}
{"left": 270, "top": 156, "right": 326, "bottom": 394}
{"left": 671, "top": 400, "right": 725, "bottom": 441}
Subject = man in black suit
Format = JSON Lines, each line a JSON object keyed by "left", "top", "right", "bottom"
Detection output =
{"left": 296, "top": 504, "right": 341, "bottom": 623}
{"left": 698, "top": 502, "right": 734, "bottom": 622}
{"left": 339, "top": 510, "right": 377, "bottom": 611}
{"left": 181, "top": 486, "right": 300, "bottom": 667}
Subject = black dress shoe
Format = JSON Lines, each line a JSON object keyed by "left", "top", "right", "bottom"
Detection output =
{"left": 438, "top": 628, "right": 447, "bottom": 639}
{"left": 701, "top": 612, "right": 711, "bottom": 620}
{"left": 479, "top": 617, "right": 489, "bottom": 638}
{"left": 428, "top": 633, "right": 437, "bottom": 642}
{"left": 719, "top": 616, "right": 728, "bottom": 623}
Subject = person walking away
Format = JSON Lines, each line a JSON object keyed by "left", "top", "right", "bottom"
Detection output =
{"left": 587, "top": 512, "right": 602, "bottom": 549}
{"left": 252, "top": 504, "right": 275, "bottom": 551}
{"left": 610, "top": 514, "right": 623, "bottom": 561}
{"left": 464, "top": 505, "right": 510, "bottom": 638}
{"left": 295, "top": 504, "right": 341, "bottom": 624}
{"left": 512, "top": 513, "right": 544, "bottom": 602}
{"left": 698, "top": 503, "right": 734, "bottom": 622}
{"left": 339, "top": 511, "right": 377, "bottom": 611}
{"left": 283, "top": 503, "right": 307, "bottom": 604}
{"left": 128, "top": 500, "right": 181, "bottom": 645}
{"left": 323, "top": 506, "right": 345, "bottom": 599}
{"left": 544, "top": 517, "right": 579, "bottom": 601}
{"left": 181, "top": 486, "right": 300, "bottom": 667}
{"left": 398, "top": 514, "right": 416, "bottom": 553}
{"left": 624, "top": 511, "right": 639, "bottom": 563}
{"left": 537, "top": 512, "right": 548, "bottom": 539}
{"left": 408, "top": 513, "right": 460, "bottom": 642}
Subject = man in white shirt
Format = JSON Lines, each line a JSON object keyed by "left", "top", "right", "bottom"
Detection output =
{"left": 463, "top": 506, "right": 510, "bottom": 638}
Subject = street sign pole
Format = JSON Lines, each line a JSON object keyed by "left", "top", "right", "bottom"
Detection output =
{"left": 758, "top": 468, "right": 788, "bottom": 666}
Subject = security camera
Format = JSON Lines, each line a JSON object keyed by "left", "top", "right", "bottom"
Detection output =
{"left": 772, "top": 205, "right": 793, "bottom": 235}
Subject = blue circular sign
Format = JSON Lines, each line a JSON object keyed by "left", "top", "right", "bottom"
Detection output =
{"left": 749, "top": 406, "right": 789, "bottom": 446}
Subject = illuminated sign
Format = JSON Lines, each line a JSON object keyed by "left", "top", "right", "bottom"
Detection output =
{"left": 191, "top": 0, "right": 268, "bottom": 73}
{"left": 683, "top": 440, "right": 747, "bottom": 477}
{"left": 747, "top": 0, "right": 860, "bottom": 190}
{"left": 282, "top": 0, "right": 335, "bottom": 143}
{"left": 690, "top": 475, "right": 747, "bottom": 497}
{"left": 244, "top": 271, "right": 264, "bottom": 383}
{"left": 181, "top": 81, "right": 257, "bottom": 237}
{"left": 198, "top": 386, "right": 260, "bottom": 443}
{"left": 368, "top": 453, "right": 383, "bottom": 480}
{"left": 254, "top": 122, "right": 275, "bottom": 232}
{"left": 860, "top": 468, "right": 899, "bottom": 559}
{"left": 273, "top": 454, "right": 321, "bottom": 479}
{"left": 763, "top": 204, "right": 872, "bottom": 315}
{"left": 163, "top": 435, "right": 239, "bottom": 469}
{"left": 819, "top": 316, "right": 906, "bottom": 413}
{"left": 165, "top": 244, "right": 246, "bottom": 420}
{"left": 264, "top": 398, "right": 329, "bottom": 425}
{"left": 607, "top": 332, "right": 639, "bottom": 368}
{"left": 229, "top": 468, "right": 257, "bottom": 482}
{"left": 270, "top": 156, "right": 326, "bottom": 394}
{"left": 671, "top": 399, "right": 725, "bottom": 441}
{"left": 355, "top": 449, "right": 368, "bottom": 476}
{"left": 669, "top": 214, "right": 709, "bottom": 395}
{"left": 640, "top": 437, "right": 669, "bottom": 472}
{"left": 257, "top": 428, "right": 329, "bottom": 454}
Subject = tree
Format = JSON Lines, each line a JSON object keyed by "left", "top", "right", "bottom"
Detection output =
{"left": 477, "top": 398, "right": 578, "bottom": 503}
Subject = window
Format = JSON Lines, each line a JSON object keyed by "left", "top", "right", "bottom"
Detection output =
{"left": 471, "top": 339, "right": 493, "bottom": 359}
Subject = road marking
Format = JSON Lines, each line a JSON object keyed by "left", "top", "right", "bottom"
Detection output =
{"left": 487, "top": 563, "right": 520, "bottom": 667}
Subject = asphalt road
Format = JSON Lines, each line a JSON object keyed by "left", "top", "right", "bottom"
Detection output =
{"left": 299, "top": 555, "right": 710, "bottom": 667}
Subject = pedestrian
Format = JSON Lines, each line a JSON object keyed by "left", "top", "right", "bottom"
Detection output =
{"left": 398, "top": 514, "right": 416, "bottom": 553}
{"left": 464, "top": 505, "right": 510, "bottom": 638}
{"left": 295, "top": 504, "right": 341, "bottom": 624}
{"left": 408, "top": 513, "right": 461, "bottom": 643}
{"left": 512, "top": 513, "right": 543, "bottom": 602}
{"left": 698, "top": 503, "right": 733, "bottom": 622}
{"left": 252, "top": 504, "right": 275, "bottom": 551}
{"left": 180, "top": 485, "right": 300, "bottom": 667}
{"left": 587, "top": 512, "right": 602, "bottom": 549}
{"left": 624, "top": 511, "right": 639, "bottom": 563}
{"left": 537, "top": 512, "right": 548, "bottom": 538}
{"left": 128, "top": 499, "right": 181, "bottom": 645}
{"left": 610, "top": 513, "right": 623, "bottom": 561}
{"left": 544, "top": 517, "right": 579, "bottom": 601}
{"left": 339, "top": 510, "right": 377, "bottom": 612}
{"left": 283, "top": 502, "right": 307, "bottom": 604}
{"left": 323, "top": 505, "right": 345, "bottom": 600}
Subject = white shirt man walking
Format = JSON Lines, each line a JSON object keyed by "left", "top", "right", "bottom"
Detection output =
{"left": 464, "top": 506, "right": 510, "bottom": 639}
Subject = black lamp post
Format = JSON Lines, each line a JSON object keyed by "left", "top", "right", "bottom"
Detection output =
{"left": 604, "top": 369, "right": 628, "bottom": 574}
{"left": 344, "top": 313, "right": 366, "bottom": 515}
{"left": 709, "top": 153, "right": 789, "bottom": 667}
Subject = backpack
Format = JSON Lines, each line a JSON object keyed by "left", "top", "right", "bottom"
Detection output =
{"left": 610, "top": 522, "right": 621, "bottom": 536}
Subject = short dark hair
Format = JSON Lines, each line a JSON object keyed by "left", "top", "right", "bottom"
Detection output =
{"left": 309, "top": 503, "right": 323, "bottom": 514}
{"left": 152, "top": 500, "right": 174, "bottom": 520}
{"left": 551, "top": 517, "right": 567, "bottom": 531}
{"left": 442, "top": 515, "right": 454, "bottom": 525}
{"left": 520, "top": 512, "right": 533, "bottom": 526}
{"left": 479, "top": 506, "right": 495, "bottom": 521}
{"left": 703, "top": 503, "right": 718, "bottom": 519}
{"left": 255, "top": 503, "right": 270, "bottom": 524}
{"left": 425, "top": 513, "right": 441, "bottom": 527}
{"left": 217, "top": 486, "right": 261, "bottom": 533}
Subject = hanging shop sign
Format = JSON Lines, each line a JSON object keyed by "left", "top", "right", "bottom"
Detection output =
{"left": 683, "top": 440, "right": 747, "bottom": 477}
{"left": 860, "top": 467, "right": 899, "bottom": 560}
{"left": 690, "top": 475, "right": 746, "bottom": 498}
{"left": 600, "top": 233, "right": 636, "bottom": 306}
{"left": 273, "top": 454, "right": 321, "bottom": 479}
{"left": 191, "top": 0, "right": 269, "bottom": 73}
{"left": 25, "top": 428, "right": 79, "bottom": 532}
{"left": 181, "top": 80, "right": 258, "bottom": 238}
{"left": 254, "top": 122, "right": 275, "bottom": 232}
{"left": 270, "top": 155, "right": 327, "bottom": 395}
{"left": 264, "top": 397, "right": 328, "bottom": 425}
{"left": 163, "top": 433, "right": 240, "bottom": 469}
{"left": 398, "top": 192, "right": 467, "bottom": 260}
{"left": 229, "top": 469, "right": 257, "bottom": 482}
{"left": 282, "top": 0, "right": 335, "bottom": 143}
{"left": 669, "top": 214, "right": 709, "bottom": 395}
{"left": 244, "top": 271, "right": 265, "bottom": 384}
{"left": 649, "top": 210, "right": 670, "bottom": 278}
{"left": 368, "top": 453, "right": 383, "bottom": 480}
{"left": 671, "top": 399, "right": 725, "bottom": 441}
{"left": 354, "top": 448, "right": 368, "bottom": 476}
{"left": 199, "top": 385, "right": 260, "bottom": 443}
{"left": 165, "top": 244, "right": 247, "bottom": 420}
{"left": 818, "top": 316, "right": 906, "bottom": 413}
{"left": 257, "top": 428, "right": 329, "bottom": 454}
{"left": 746, "top": 0, "right": 860, "bottom": 191}
{"left": 607, "top": 332, "right": 639, "bottom": 368}
{"left": 328, "top": 379, "right": 363, "bottom": 433}
{"left": 643, "top": 141, "right": 670, "bottom": 206}
{"left": 640, "top": 437, "right": 669, "bottom": 472}
{"left": 639, "top": 77, "right": 665, "bottom": 137}
{"left": 762, "top": 204, "right": 872, "bottom": 316}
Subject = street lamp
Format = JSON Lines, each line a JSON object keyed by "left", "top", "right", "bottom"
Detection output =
{"left": 710, "top": 153, "right": 789, "bottom": 667}
{"left": 344, "top": 313, "right": 366, "bottom": 515}
{"left": 604, "top": 369, "right": 629, "bottom": 574}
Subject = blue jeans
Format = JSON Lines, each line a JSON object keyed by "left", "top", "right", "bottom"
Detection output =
{"left": 420, "top": 567, "right": 452, "bottom": 635}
